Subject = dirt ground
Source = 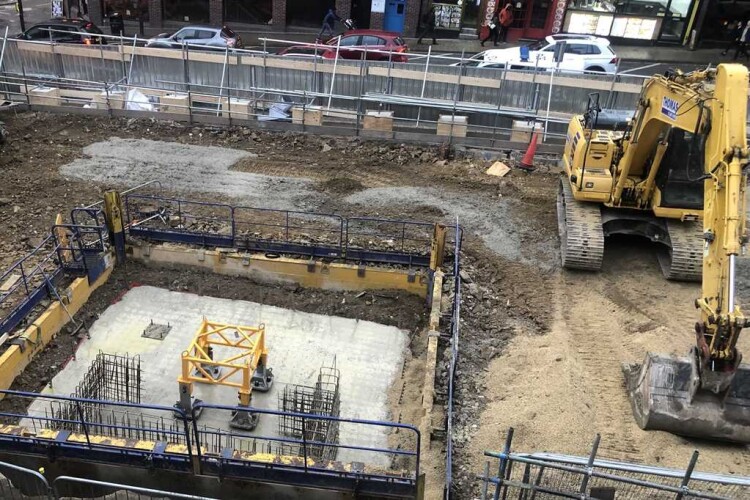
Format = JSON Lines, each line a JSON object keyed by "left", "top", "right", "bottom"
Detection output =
{"left": 2, "top": 111, "right": 750, "bottom": 499}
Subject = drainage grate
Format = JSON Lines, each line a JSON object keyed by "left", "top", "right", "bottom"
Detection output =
{"left": 142, "top": 320, "right": 172, "bottom": 340}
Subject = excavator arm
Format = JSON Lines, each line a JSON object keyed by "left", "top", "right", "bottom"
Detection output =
{"left": 624, "top": 64, "right": 750, "bottom": 443}
{"left": 694, "top": 64, "right": 750, "bottom": 394}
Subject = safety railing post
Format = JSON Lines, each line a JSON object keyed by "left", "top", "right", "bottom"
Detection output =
{"left": 579, "top": 433, "right": 601, "bottom": 495}
{"left": 481, "top": 461, "right": 490, "bottom": 500}
{"left": 302, "top": 414, "right": 308, "bottom": 472}
{"left": 74, "top": 400, "right": 92, "bottom": 448}
{"left": 20, "top": 262, "right": 29, "bottom": 295}
{"left": 191, "top": 405, "right": 204, "bottom": 474}
{"left": 493, "top": 428, "right": 514, "bottom": 500}
{"left": 676, "top": 451, "right": 699, "bottom": 500}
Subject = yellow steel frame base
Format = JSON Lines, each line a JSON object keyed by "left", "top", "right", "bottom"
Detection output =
{"left": 179, "top": 319, "right": 268, "bottom": 408}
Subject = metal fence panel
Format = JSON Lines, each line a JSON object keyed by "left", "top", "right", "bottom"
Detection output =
{"left": 0, "top": 460, "right": 51, "bottom": 499}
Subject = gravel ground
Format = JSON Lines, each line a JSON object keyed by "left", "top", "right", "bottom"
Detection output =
{"left": 3, "top": 111, "right": 750, "bottom": 499}
{"left": 59, "top": 138, "right": 322, "bottom": 210}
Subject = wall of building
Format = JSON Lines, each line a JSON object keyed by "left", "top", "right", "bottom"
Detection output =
{"left": 91, "top": 0, "right": 423, "bottom": 37}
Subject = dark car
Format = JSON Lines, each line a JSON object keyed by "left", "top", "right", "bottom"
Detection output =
{"left": 146, "top": 26, "right": 242, "bottom": 50}
{"left": 18, "top": 18, "right": 106, "bottom": 45}
{"left": 326, "top": 30, "right": 408, "bottom": 62}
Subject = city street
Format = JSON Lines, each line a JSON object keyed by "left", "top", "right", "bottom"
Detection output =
{"left": 0, "top": 0, "right": 48, "bottom": 36}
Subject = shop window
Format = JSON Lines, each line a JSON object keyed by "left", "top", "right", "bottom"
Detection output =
{"left": 102, "top": 0, "right": 149, "bottom": 21}
{"left": 224, "top": 0, "right": 271, "bottom": 24}
{"left": 163, "top": 0, "right": 209, "bottom": 23}
{"left": 286, "top": 0, "right": 329, "bottom": 28}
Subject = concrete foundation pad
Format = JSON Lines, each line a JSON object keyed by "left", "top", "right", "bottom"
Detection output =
{"left": 27, "top": 286, "right": 409, "bottom": 466}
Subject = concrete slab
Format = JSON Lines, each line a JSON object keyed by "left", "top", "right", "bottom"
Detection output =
{"left": 26, "top": 286, "right": 409, "bottom": 466}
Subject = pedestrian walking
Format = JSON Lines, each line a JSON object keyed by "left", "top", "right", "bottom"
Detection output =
{"left": 417, "top": 4, "right": 437, "bottom": 45}
{"left": 498, "top": 3, "right": 514, "bottom": 43}
{"left": 481, "top": 10, "right": 500, "bottom": 47}
{"left": 318, "top": 7, "right": 341, "bottom": 41}
{"left": 721, "top": 20, "right": 742, "bottom": 56}
{"left": 733, "top": 20, "right": 750, "bottom": 61}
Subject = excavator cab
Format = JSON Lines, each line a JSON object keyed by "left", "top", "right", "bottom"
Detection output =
{"left": 653, "top": 128, "right": 705, "bottom": 210}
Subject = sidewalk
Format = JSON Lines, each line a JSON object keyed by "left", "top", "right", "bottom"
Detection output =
{"left": 0, "top": 3, "right": 732, "bottom": 66}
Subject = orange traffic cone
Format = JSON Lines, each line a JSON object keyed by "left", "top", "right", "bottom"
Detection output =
{"left": 518, "top": 131, "right": 539, "bottom": 171}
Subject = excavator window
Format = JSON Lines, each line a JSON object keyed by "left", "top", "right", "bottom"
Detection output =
{"left": 654, "top": 128, "right": 705, "bottom": 210}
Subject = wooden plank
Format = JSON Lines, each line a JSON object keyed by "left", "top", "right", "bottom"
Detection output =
{"left": 15, "top": 41, "right": 128, "bottom": 62}
{"left": 0, "top": 274, "right": 20, "bottom": 293}
{"left": 59, "top": 89, "right": 100, "bottom": 99}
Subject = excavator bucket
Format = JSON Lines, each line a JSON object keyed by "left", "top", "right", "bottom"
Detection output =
{"left": 623, "top": 353, "right": 750, "bottom": 443}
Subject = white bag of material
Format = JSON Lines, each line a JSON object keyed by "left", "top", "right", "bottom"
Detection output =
{"left": 126, "top": 88, "right": 153, "bottom": 111}
{"left": 258, "top": 97, "right": 293, "bottom": 122}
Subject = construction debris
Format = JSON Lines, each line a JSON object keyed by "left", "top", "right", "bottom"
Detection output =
{"left": 485, "top": 161, "right": 510, "bottom": 177}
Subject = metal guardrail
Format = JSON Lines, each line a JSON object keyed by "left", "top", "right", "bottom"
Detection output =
{"left": 0, "top": 459, "right": 51, "bottom": 498}
{"left": 0, "top": 459, "right": 220, "bottom": 499}
{"left": 0, "top": 389, "right": 419, "bottom": 498}
{"left": 477, "top": 428, "right": 750, "bottom": 499}
{"left": 0, "top": 30, "right": 657, "bottom": 139}
{"left": 445, "top": 220, "right": 463, "bottom": 498}
{"left": 124, "top": 194, "right": 443, "bottom": 267}
{"left": 0, "top": 234, "right": 62, "bottom": 336}
{"left": 52, "top": 477, "right": 219, "bottom": 499}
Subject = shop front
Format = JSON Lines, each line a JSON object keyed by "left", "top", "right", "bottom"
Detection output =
{"left": 561, "top": 0, "right": 696, "bottom": 43}
{"left": 478, "top": 0, "right": 561, "bottom": 41}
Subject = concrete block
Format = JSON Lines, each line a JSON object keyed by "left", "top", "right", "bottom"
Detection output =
{"left": 93, "top": 90, "right": 126, "bottom": 110}
{"left": 29, "top": 86, "right": 60, "bottom": 107}
{"left": 292, "top": 106, "right": 323, "bottom": 126}
{"left": 363, "top": 111, "right": 394, "bottom": 132}
{"left": 160, "top": 93, "right": 190, "bottom": 115}
{"left": 437, "top": 115, "right": 467, "bottom": 138}
{"left": 226, "top": 98, "right": 253, "bottom": 119}
{"left": 511, "top": 120, "right": 544, "bottom": 144}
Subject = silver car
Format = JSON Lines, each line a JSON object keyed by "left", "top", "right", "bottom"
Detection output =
{"left": 146, "top": 26, "right": 242, "bottom": 50}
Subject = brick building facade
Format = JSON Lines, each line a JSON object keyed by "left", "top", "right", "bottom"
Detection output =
{"left": 90, "top": 0, "right": 428, "bottom": 37}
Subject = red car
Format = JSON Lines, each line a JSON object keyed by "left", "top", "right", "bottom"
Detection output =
{"left": 278, "top": 30, "right": 409, "bottom": 62}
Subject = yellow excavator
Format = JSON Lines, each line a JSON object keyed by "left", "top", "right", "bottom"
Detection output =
{"left": 561, "top": 63, "right": 750, "bottom": 442}
{"left": 558, "top": 69, "right": 712, "bottom": 280}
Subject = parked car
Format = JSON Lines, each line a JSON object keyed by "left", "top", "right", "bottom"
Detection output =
{"left": 453, "top": 34, "right": 618, "bottom": 74}
{"left": 323, "top": 30, "right": 409, "bottom": 62}
{"left": 146, "top": 26, "right": 242, "bottom": 50}
{"left": 277, "top": 45, "right": 326, "bottom": 60}
{"left": 18, "top": 19, "right": 106, "bottom": 45}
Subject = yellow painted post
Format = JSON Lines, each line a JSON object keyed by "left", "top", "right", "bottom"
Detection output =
{"left": 103, "top": 190, "right": 126, "bottom": 264}
{"left": 430, "top": 224, "right": 447, "bottom": 271}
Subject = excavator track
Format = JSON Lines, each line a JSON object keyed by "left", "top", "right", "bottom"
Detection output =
{"left": 657, "top": 219, "right": 703, "bottom": 282}
{"left": 557, "top": 178, "right": 605, "bottom": 271}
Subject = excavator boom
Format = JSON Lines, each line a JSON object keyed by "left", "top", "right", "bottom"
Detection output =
{"left": 624, "top": 64, "right": 750, "bottom": 442}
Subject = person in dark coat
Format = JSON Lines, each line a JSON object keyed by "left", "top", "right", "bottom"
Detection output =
{"left": 417, "top": 4, "right": 437, "bottom": 45}
{"left": 733, "top": 20, "right": 750, "bottom": 61}
{"left": 318, "top": 7, "right": 341, "bottom": 40}
{"left": 721, "top": 20, "right": 742, "bottom": 56}
{"left": 481, "top": 10, "right": 500, "bottom": 47}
